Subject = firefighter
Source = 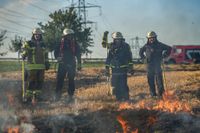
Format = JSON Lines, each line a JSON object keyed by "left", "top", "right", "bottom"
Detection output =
{"left": 139, "top": 31, "right": 172, "bottom": 98}
{"left": 21, "top": 28, "right": 50, "bottom": 102}
{"left": 105, "top": 32, "right": 133, "bottom": 101}
{"left": 54, "top": 28, "right": 81, "bottom": 102}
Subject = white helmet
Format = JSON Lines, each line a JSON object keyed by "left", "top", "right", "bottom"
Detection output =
{"left": 63, "top": 28, "right": 74, "bottom": 36}
{"left": 32, "top": 28, "right": 42, "bottom": 35}
{"left": 147, "top": 31, "right": 157, "bottom": 38}
{"left": 112, "top": 32, "right": 123, "bottom": 39}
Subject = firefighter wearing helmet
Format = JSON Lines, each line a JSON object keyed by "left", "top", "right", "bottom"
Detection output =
{"left": 104, "top": 31, "right": 133, "bottom": 101}
{"left": 21, "top": 28, "right": 50, "bottom": 102}
{"left": 54, "top": 28, "right": 81, "bottom": 102}
{"left": 139, "top": 31, "right": 172, "bottom": 98}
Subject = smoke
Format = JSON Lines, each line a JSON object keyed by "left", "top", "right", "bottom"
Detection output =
{"left": 0, "top": 79, "right": 33, "bottom": 132}
{"left": 157, "top": 112, "right": 200, "bottom": 132}
{"left": 0, "top": 112, "right": 18, "bottom": 132}
{"left": 46, "top": 115, "right": 77, "bottom": 133}
{"left": 0, "top": 104, "right": 35, "bottom": 132}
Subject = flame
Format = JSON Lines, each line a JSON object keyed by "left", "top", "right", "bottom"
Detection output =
{"left": 134, "top": 90, "right": 191, "bottom": 113}
{"left": 153, "top": 90, "right": 191, "bottom": 113}
{"left": 162, "top": 90, "right": 176, "bottom": 101}
{"left": 8, "top": 127, "right": 19, "bottom": 133}
{"left": 118, "top": 102, "right": 133, "bottom": 110}
{"left": 116, "top": 90, "right": 191, "bottom": 132}
{"left": 116, "top": 90, "right": 191, "bottom": 133}
{"left": 117, "top": 115, "right": 138, "bottom": 133}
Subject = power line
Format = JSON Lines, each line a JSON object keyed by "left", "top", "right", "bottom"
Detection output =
{"left": 1, "top": 8, "right": 48, "bottom": 21}
{"left": 0, "top": 13, "right": 38, "bottom": 23}
{"left": 0, "top": 23, "right": 30, "bottom": 34}
{"left": 101, "top": 13, "right": 115, "bottom": 32}
{"left": 0, "top": 28, "right": 21, "bottom": 35}
{"left": 66, "top": 0, "right": 101, "bottom": 29}
{"left": 21, "top": 0, "right": 51, "bottom": 14}
{"left": 0, "top": 15, "right": 32, "bottom": 30}
{"left": 130, "top": 36, "right": 145, "bottom": 58}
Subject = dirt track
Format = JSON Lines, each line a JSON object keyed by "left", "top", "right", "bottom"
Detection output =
{"left": 0, "top": 67, "right": 200, "bottom": 133}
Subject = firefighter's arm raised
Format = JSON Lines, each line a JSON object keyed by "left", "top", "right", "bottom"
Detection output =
{"left": 102, "top": 31, "right": 108, "bottom": 48}
{"left": 102, "top": 31, "right": 112, "bottom": 49}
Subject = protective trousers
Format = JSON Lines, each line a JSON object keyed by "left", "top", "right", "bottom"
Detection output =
{"left": 55, "top": 63, "right": 75, "bottom": 99}
{"left": 147, "top": 63, "right": 164, "bottom": 97}
{"left": 111, "top": 68, "right": 129, "bottom": 101}
{"left": 26, "top": 69, "right": 44, "bottom": 97}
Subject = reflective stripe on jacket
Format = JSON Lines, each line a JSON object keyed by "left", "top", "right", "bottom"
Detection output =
{"left": 106, "top": 41, "right": 133, "bottom": 69}
{"left": 21, "top": 40, "right": 48, "bottom": 67}
{"left": 26, "top": 64, "right": 45, "bottom": 70}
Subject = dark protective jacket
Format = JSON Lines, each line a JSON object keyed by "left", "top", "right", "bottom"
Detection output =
{"left": 139, "top": 41, "right": 172, "bottom": 64}
{"left": 54, "top": 37, "right": 81, "bottom": 66}
{"left": 106, "top": 41, "right": 133, "bottom": 69}
{"left": 22, "top": 40, "right": 49, "bottom": 70}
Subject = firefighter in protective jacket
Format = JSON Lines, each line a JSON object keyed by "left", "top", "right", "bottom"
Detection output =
{"left": 21, "top": 28, "right": 49, "bottom": 101}
{"left": 139, "top": 31, "right": 172, "bottom": 98}
{"left": 54, "top": 28, "right": 81, "bottom": 102}
{"left": 105, "top": 32, "right": 133, "bottom": 101}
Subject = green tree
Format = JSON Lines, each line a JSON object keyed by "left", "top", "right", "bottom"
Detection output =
{"left": 0, "top": 30, "right": 7, "bottom": 56}
{"left": 9, "top": 35, "right": 24, "bottom": 58}
{"left": 38, "top": 7, "right": 93, "bottom": 55}
{"left": 9, "top": 35, "right": 24, "bottom": 52}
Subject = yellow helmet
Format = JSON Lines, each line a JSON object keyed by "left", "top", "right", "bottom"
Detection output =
{"left": 32, "top": 28, "right": 42, "bottom": 34}
{"left": 147, "top": 31, "right": 157, "bottom": 38}
{"left": 63, "top": 28, "right": 74, "bottom": 36}
{"left": 112, "top": 32, "right": 123, "bottom": 39}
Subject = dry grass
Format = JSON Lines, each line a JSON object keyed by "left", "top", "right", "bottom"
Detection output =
{"left": 0, "top": 65, "right": 200, "bottom": 132}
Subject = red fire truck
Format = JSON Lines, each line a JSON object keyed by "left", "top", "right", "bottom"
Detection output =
{"left": 166, "top": 45, "right": 200, "bottom": 64}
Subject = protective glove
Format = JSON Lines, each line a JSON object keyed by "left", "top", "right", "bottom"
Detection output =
{"left": 105, "top": 66, "right": 110, "bottom": 77}
{"left": 104, "top": 31, "right": 109, "bottom": 35}
{"left": 162, "top": 52, "right": 168, "bottom": 58}
{"left": 128, "top": 69, "right": 134, "bottom": 75}
{"left": 141, "top": 58, "right": 147, "bottom": 64}
{"left": 57, "top": 57, "right": 63, "bottom": 63}
{"left": 45, "top": 62, "right": 50, "bottom": 70}
{"left": 21, "top": 54, "right": 26, "bottom": 60}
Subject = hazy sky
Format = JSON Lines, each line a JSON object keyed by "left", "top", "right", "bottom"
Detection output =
{"left": 0, "top": 0, "right": 200, "bottom": 58}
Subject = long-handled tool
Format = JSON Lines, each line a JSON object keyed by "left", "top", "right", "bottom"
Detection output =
{"left": 162, "top": 61, "right": 167, "bottom": 90}
{"left": 22, "top": 60, "right": 26, "bottom": 102}
{"left": 106, "top": 74, "right": 112, "bottom": 96}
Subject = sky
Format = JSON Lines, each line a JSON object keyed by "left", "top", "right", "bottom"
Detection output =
{"left": 0, "top": 0, "right": 200, "bottom": 58}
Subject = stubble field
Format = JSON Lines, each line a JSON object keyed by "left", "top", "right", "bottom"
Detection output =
{"left": 0, "top": 64, "right": 200, "bottom": 133}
